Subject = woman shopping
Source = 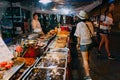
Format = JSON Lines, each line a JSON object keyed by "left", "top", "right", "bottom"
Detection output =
{"left": 99, "top": 2, "right": 115, "bottom": 60}
{"left": 74, "top": 10, "right": 94, "bottom": 80}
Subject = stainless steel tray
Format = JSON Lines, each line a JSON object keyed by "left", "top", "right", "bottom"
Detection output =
{"left": 48, "top": 37, "right": 57, "bottom": 49}
{"left": 49, "top": 48, "right": 69, "bottom": 55}
{"left": 49, "top": 36, "right": 69, "bottom": 49}
{"left": 34, "top": 57, "right": 67, "bottom": 69}
{"left": 2, "top": 62, "right": 24, "bottom": 80}
{"left": 22, "top": 67, "right": 66, "bottom": 80}
{"left": 18, "top": 58, "right": 39, "bottom": 80}
{"left": 17, "top": 66, "right": 31, "bottom": 80}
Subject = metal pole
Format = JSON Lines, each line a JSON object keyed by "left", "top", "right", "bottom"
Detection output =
{"left": 10, "top": 0, "right": 14, "bottom": 38}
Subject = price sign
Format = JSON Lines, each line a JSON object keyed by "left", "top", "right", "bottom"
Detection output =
{"left": 0, "top": 37, "right": 13, "bottom": 62}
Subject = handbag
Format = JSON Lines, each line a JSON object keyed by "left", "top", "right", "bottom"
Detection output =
{"left": 85, "top": 23, "right": 99, "bottom": 47}
{"left": 91, "top": 36, "right": 99, "bottom": 47}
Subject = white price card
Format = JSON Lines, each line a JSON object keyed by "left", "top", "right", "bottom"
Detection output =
{"left": 0, "top": 37, "right": 13, "bottom": 62}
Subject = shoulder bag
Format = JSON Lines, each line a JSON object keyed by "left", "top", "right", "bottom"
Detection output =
{"left": 85, "top": 23, "right": 99, "bottom": 48}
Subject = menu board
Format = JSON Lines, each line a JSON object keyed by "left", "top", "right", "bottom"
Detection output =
{"left": 0, "top": 37, "right": 13, "bottom": 62}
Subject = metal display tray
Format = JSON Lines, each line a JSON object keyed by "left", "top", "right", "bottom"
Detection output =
{"left": 49, "top": 36, "right": 69, "bottom": 49}
{"left": 47, "top": 36, "right": 58, "bottom": 48}
{"left": 49, "top": 48, "right": 69, "bottom": 55}
{"left": 2, "top": 62, "right": 24, "bottom": 80}
{"left": 34, "top": 57, "right": 67, "bottom": 69}
{"left": 22, "top": 67, "right": 66, "bottom": 80}
{"left": 18, "top": 58, "right": 39, "bottom": 80}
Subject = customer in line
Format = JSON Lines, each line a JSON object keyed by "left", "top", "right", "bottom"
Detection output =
{"left": 74, "top": 10, "right": 94, "bottom": 80}
{"left": 99, "top": 2, "right": 115, "bottom": 60}
{"left": 31, "top": 13, "right": 44, "bottom": 34}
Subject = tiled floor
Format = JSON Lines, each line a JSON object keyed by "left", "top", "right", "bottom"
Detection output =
{"left": 70, "top": 31, "right": 120, "bottom": 80}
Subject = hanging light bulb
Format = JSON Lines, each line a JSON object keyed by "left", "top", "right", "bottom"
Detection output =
{"left": 39, "top": 0, "right": 52, "bottom": 4}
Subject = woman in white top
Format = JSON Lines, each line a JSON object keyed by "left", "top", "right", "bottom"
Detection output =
{"left": 31, "top": 13, "right": 44, "bottom": 34}
{"left": 99, "top": 2, "right": 115, "bottom": 59}
{"left": 74, "top": 10, "right": 94, "bottom": 80}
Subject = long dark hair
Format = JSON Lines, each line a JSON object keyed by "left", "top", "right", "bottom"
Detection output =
{"left": 104, "top": 2, "right": 114, "bottom": 20}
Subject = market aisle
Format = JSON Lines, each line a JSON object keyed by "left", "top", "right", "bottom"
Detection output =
{"left": 70, "top": 31, "right": 120, "bottom": 80}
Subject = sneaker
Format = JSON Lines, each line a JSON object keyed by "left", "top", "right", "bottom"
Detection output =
{"left": 108, "top": 55, "right": 115, "bottom": 60}
{"left": 84, "top": 76, "right": 92, "bottom": 80}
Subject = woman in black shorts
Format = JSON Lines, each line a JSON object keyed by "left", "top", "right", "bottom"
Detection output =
{"left": 99, "top": 2, "right": 115, "bottom": 60}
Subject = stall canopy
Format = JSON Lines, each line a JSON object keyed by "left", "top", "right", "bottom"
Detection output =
{"left": 0, "top": 0, "right": 102, "bottom": 16}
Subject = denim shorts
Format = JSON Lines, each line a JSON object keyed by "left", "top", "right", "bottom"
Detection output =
{"left": 80, "top": 44, "right": 92, "bottom": 52}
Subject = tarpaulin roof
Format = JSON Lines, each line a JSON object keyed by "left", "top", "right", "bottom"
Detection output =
{"left": 0, "top": 0, "right": 102, "bottom": 16}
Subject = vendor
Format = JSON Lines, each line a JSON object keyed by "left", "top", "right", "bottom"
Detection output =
{"left": 31, "top": 13, "right": 44, "bottom": 35}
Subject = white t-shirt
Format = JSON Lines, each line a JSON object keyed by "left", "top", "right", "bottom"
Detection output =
{"left": 100, "top": 15, "right": 113, "bottom": 30}
{"left": 31, "top": 19, "right": 42, "bottom": 33}
{"left": 74, "top": 22, "right": 94, "bottom": 45}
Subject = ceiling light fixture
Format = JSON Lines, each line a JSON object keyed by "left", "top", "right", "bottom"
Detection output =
{"left": 39, "top": 0, "right": 52, "bottom": 4}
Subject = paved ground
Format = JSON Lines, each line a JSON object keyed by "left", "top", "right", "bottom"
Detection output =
{"left": 70, "top": 29, "right": 120, "bottom": 80}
